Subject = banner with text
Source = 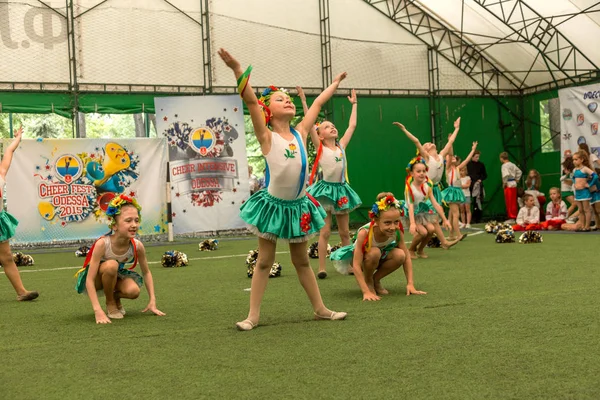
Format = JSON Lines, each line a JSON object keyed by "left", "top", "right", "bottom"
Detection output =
{"left": 155, "top": 95, "right": 249, "bottom": 233}
{"left": 5, "top": 138, "right": 168, "bottom": 243}
{"left": 559, "top": 83, "right": 600, "bottom": 163}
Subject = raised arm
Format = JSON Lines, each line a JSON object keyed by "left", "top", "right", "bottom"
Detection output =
{"left": 297, "top": 86, "right": 320, "bottom": 150}
{"left": 458, "top": 142, "right": 478, "bottom": 169}
{"left": 138, "top": 242, "right": 166, "bottom": 316}
{"left": 217, "top": 49, "right": 270, "bottom": 147}
{"left": 393, "top": 122, "right": 429, "bottom": 161}
{"left": 295, "top": 72, "right": 347, "bottom": 136}
{"left": 339, "top": 89, "right": 357, "bottom": 149}
{"left": 439, "top": 117, "right": 461, "bottom": 158}
{"left": 0, "top": 126, "right": 23, "bottom": 178}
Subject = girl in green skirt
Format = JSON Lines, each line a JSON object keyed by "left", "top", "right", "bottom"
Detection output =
{"left": 297, "top": 86, "right": 362, "bottom": 279}
{"left": 0, "top": 126, "right": 39, "bottom": 301}
{"left": 218, "top": 48, "right": 347, "bottom": 331}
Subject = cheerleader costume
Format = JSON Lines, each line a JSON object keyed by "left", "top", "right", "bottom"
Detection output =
{"left": 403, "top": 180, "right": 436, "bottom": 225}
{"left": 75, "top": 235, "right": 143, "bottom": 294}
{"left": 330, "top": 223, "right": 402, "bottom": 275}
{"left": 0, "top": 176, "right": 19, "bottom": 242}
{"left": 573, "top": 168, "right": 598, "bottom": 202}
{"left": 307, "top": 142, "right": 361, "bottom": 214}
{"left": 441, "top": 166, "right": 466, "bottom": 204}
{"left": 427, "top": 155, "right": 445, "bottom": 205}
{"left": 240, "top": 130, "right": 326, "bottom": 242}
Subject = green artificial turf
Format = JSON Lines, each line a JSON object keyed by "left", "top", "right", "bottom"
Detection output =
{"left": 1, "top": 231, "right": 598, "bottom": 400}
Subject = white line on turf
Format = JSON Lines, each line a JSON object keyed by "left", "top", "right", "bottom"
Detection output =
{"left": 1, "top": 231, "right": 485, "bottom": 275}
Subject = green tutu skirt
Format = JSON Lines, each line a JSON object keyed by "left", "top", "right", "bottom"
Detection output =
{"left": 330, "top": 242, "right": 397, "bottom": 275}
{"left": 403, "top": 201, "right": 437, "bottom": 225}
{"left": 442, "top": 187, "right": 466, "bottom": 204}
{"left": 0, "top": 210, "right": 18, "bottom": 242}
{"left": 75, "top": 263, "right": 143, "bottom": 294}
{"left": 306, "top": 180, "right": 362, "bottom": 214}
{"left": 240, "top": 190, "right": 326, "bottom": 243}
{"left": 432, "top": 183, "right": 444, "bottom": 206}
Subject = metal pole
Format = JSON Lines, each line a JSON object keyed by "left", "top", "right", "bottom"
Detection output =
{"left": 9, "top": 113, "right": 13, "bottom": 138}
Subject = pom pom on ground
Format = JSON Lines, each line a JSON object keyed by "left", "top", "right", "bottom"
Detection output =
{"left": 307, "top": 242, "right": 332, "bottom": 258}
{"left": 13, "top": 252, "right": 34, "bottom": 266}
{"left": 330, "top": 242, "right": 343, "bottom": 253}
{"left": 246, "top": 249, "right": 282, "bottom": 278}
{"left": 485, "top": 220, "right": 499, "bottom": 233}
{"left": 426, "top": 234, "right": 442, "bottom": 248}
{"left": 75, "top": 246, "right": 90, "bottom": 257}
{"left": 161, "top": 250, "right": 189, "bottom": 268}
{"left": 199, "top": 239, "right": 219, "bottom": 251}
{"left": 495, "top": 227, "right": 515, "bottom": 243}
{"left": 519, "top": 231, "right": 543, "bottom": 244}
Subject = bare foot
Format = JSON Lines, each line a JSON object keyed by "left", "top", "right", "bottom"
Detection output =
{"left": 409, "top": 250, "right": 418, "bottom": 259}
{"left": 374, "top": 281, "right": 389, "bottom": 295}
{"left": 441, "top": 239, "right": 459, "bottom": 250}
{"left": 417, "top": 251, "right": 428, "bottom": 259}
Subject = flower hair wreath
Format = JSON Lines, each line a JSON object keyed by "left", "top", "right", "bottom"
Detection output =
{"left": 368, "top": 195, "right": 402, "bottom": 219}
{"left": 105, "top": 194, "right": 142, "bottom": 227}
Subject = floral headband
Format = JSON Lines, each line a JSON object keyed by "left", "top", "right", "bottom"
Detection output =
{"left": 406, "top": 156, "right": 428, "bottom": 173}
{"left": 257, "top": 86, "right": 292, "bottom": 126}
{"left": 368, "top": 195, "right": 402, "bottom": 219}
{"left": 105, "top": 194, "right": 142, "bottom": 226}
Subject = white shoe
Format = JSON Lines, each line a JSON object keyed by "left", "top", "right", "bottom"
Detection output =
{"left": 458, "top": 222, "right": 465, "bottom": 228}
{"left": 504, "top": 219, "right": 516, "bottom": 224}
{"left": 566, "top": 218, "right": 576, "bottom": 224}
{"left": 465, "top": 224, "right": 471, "bottom": 229}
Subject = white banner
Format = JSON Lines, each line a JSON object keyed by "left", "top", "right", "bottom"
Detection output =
{"left": 5, "top": 138, "right": 168, "bottom": 243}
{"left": 154, "top": 95, "right": 249, "bottom": 233}
{"left": 559, "top": 83, "right": 600, "bottom": 162}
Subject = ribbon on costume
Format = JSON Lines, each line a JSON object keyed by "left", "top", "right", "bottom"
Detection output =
{"left": 290, "top": 128, "right": 307, "bottom": 199}
{"left": 309, "top": 141, "right": 349, "bottom": 185}
{"left": 74, "top": 233, "right": 138, "bottom": 278}
{"left": 236, "top": 65, "right": 252, "bottom": 98}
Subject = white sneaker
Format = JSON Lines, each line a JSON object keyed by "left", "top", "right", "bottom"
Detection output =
{"left": 504, "top": 219, "right": 516, "bottom": 224}
{"left": 459, "top": 222, "right": 465, "bottom": 228}
{"left": 465, "top": 224, "right": 471, "bottom": 229}
{"left": 566, "top": 218, "right": 576, "bottom": 224}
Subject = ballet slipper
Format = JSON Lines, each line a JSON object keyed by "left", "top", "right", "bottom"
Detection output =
{"left": 236, "top": 319, "right": 257, "bottom": 331}
{"left": 17, "top": 291, "right": 39, "bottom": 301}
{"left": 314, "top": 311, "right": 347, "bottom": 321}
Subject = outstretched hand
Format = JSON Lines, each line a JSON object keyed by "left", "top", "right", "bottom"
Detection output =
{"left": 363, "top": 292, "right": 381, "bottom": 301}
{"left": 453, "top": 117, "right": 461, "bottom": 129}
{"left": 333, "top": 72, "right": 348, "bottom": 84}
{"left": 217, "top": 48, "right": 241, "bottom": 70}
{"left": 95, "top": 310, "right": 111, "bottom": 324}
{"left": 472, "top": 141, "right": 478, "bottom": 150}
{"left": 13, "top": 126, "right": 23, "bottom": 139}
{"left": 392, "top": 122, "right": 407, "bottom": 131}
{"left": 406, "top": 284, "right": 427, "bottom": 296}
{"left": 347, "top": 89, "right": 357, "bottom": 104}
{"left": 296, "top": 86, "right": 306, "bottom": 101}
{"left": 142, "top": 303, "right": 166, "bottom": 316}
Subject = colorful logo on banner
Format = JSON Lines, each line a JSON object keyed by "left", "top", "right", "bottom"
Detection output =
{"left": 163, "top": 114, "right": 241, "bottom": 208}
{"left": 592, "top": 123, "right": 599, "bottom": 136}
{"left": 34, "top": 142, "right": 140, "bottom": 225}
{"left": 577, "top": 114, "right": 584, "bottom": 126}
{"left": 562, "top": 109, "right": 572, "bottom": 120}
{"left": 588, "top": 102, "right": 598, "bottom": 113}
